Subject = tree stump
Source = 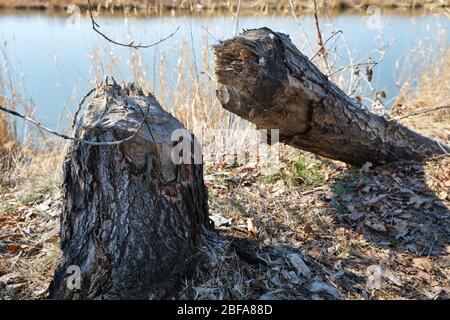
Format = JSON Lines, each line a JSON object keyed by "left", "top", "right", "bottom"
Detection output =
{"left": 49, "top": 83, "right": 213, "bottom": 299}
{"left": 214, "top": 28, "right": 449, "bottom": 166}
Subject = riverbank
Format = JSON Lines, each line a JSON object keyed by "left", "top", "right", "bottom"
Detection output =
{"left": 0, "top": 0, "right": 448, "bottom": 14}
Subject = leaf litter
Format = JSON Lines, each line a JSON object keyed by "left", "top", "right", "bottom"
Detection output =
{"left": 1, "top": 148, "right": 449, "bottom": 300}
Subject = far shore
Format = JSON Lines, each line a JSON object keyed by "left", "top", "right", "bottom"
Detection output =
{"left": 0, "top": 0, "right": 448, "bottom": 14}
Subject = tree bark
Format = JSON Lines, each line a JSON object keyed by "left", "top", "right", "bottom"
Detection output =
{"left": 214, "top": 28, "right": 449, "bottom": 166}
{"left": 49, "top": 83, "right": 213, "bottom": 300}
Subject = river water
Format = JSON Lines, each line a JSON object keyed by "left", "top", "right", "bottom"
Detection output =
{"left": 0, "top": 9, "right": 448, "bottom": 131}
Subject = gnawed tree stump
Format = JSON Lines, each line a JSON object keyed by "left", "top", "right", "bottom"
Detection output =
{"left": 49, "top": 83, "right": 213, "bottom": 299}
{"left": 214, "top": 28, "right": 449, "bottom": 166}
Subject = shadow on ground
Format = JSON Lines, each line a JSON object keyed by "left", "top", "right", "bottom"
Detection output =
{"left": 186, "top": 156, "right": 450, "bottom": 300}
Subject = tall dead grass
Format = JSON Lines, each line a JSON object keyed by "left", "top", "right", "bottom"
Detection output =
{"left": 392, "top": 45, "right": 450, "bottom": 144}
{"left": 0, "top": 46, "right": 65, "bottom": 189}
{"left": 0, "top": 115, "right": 19, "bottom": 179}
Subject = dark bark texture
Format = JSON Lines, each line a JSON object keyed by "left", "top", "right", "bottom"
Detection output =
{"left": 214, "top": 28, "right": 449, "bottom": 166}
{"left": 49, "top": 83, "right": 212, "bottom": 300}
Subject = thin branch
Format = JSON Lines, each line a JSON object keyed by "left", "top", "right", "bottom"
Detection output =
{"left": 202, "top": 25, "right": 221, "bottom": 44}
{"left": 71, "top": 88, "right": 96, "bottom": 130}
{"left": 436, "top": 141, "right": 450, "bottom": 155}
{"left": 235, "top": 0, "right": 241, "bottom": 36}
{"left": 310, "top": 30, "right": 342, "bottom": 62}
{"left": 348, "top": 42, "right": 391, "bottom": 98}
{"left": 87, "top": 0, "right": 179, "bottom": 49}
{"left": 312, "top": 0, "right": 329, "bottom": 71}
{"left": 134, "top": 100, "right": 156, "bottom": 142}
{"left": 327, "top": 61, "right": 377, "bottom": 77}
{"left": 0, "top": 102, "right": 150, "bottom": 146}
{"left": 391, "top": 104, "right": 450, "bottom": 121}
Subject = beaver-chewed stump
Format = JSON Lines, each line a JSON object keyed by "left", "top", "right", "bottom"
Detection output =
{"left": 49, "top": 83, "right": 213, "bottom": 300}
{"left": 214, "top": 28, "right": 449, "bottom": 166}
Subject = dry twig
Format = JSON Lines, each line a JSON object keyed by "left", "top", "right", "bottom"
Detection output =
{"left": 0, "top": 100, "right": 150, "bottom": 146}
{"left": 391, "top": 104, "right": 450, "bottom": 121}
{"left": 71, "top": 88, "right": 96, "bottom": 130}
{"left": 310, "top": 30, "right": 343, "bottom": 62}
{"left": 87, "top": 0, "right": 179, "bottom": 49}
{"left": 312, "top": 0, "right": 329, "bottom": 71}
{"left": 235, "top": 0, "right": 241, "bottom": 36}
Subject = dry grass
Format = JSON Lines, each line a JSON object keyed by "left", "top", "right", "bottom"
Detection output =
{"left": 392, "top": 48, "right": 450, "bottom": 144}
{"left": 0, "top": 72, "right": 18, "bottom": 173}
{"left": 0, "top": 145, "right": 63, "bottom": 299}
{"left": 1, "top": 145, "right": 449, "bottom": 299}
{"left": 1, "top": 59, "right": 64, "bottom": 299}
{"left": 177, "top": 153, "right": 449, "bottom": 300}
{"left": 0, "top": 116, "right": 19, "bottom": 179}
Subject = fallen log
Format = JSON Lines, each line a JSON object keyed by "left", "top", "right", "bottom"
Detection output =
{"left": 214, "top": 28, "right": 449, "bottom": 166}
{"left": 49, "top": 83, "right": 212, "bottom": 299}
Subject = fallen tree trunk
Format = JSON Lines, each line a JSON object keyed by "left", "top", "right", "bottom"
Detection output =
{"left": 214, "top": 28, "right": 449, "bottom": 166}
{"left": 49, "top": 83, "right": 212, "bottom": 299}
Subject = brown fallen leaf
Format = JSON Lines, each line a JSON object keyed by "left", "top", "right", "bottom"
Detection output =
{"left": 365, "top": 219, "right": 387, "bottom": 232}
{"left": 0, "top": 266, "right": 8, "bottom": 276}
{"left": 408, "top": 196, "right": 434, "bottom": 209}
{"left": 364, "top": 194, "right": 388, "bottom": 206}
{"left": 250, "top": 279, "right": 266, "bottom": 292}
{"left": 309, "top": 280, "right": 341, "bottom": 298}
{"left": 348, "top": 211, "right": 364, "bottom": 222}
{"left": 307, "top": 247, "right": 322, "bottom": 259}
{"left": 8, "top": 244, "right": 21, "bottom": 255}
{"left": 247, "top": 218, "right": 259, "bottom": 235}
{"left": 303, "top": 223, "right": 313, "bottom": 234}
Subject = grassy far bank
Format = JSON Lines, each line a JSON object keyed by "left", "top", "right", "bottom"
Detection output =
{"left": 0, "top": 0, "right": 448, "bottom": 13}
